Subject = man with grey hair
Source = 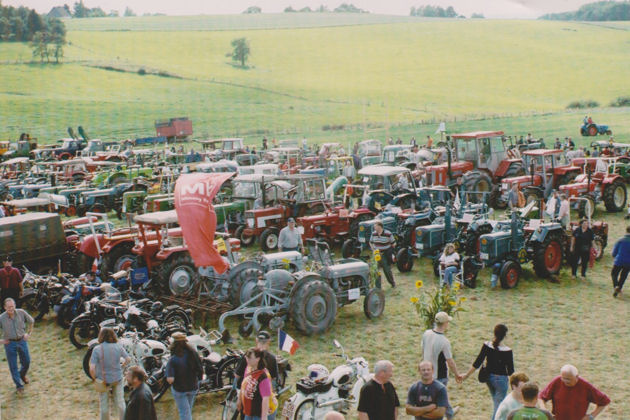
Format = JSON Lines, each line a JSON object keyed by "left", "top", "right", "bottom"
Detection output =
{"left": 539, "top": 364, "right": 610, "bottom": 420}
{"left": 0, "top": 298, "right": 34, "bottom": 393}
{"left": 323, "top": 411, "right": 345, "bottom": 420}
{"left": 358, "top": 360, "right": 400, "bottom": 420}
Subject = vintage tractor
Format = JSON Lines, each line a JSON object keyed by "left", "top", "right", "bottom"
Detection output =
{"left": 478, "top": 206, "right": 566, "bottom": 289}
{"left": 91, "top": 166, "right": 154, "bottom": 188}
{"left": 241, "top": 175, "right": 327, "bottom": 251}
{"left": 358, "top": 165, "right": 422, "bottom": 212}
{"left": 495, "top": 149, "right": 583, "bottom": 210}
{"left": 562, "top": 197, "right": 608, "bottom": 260}
{"left": 218, "top": 239, "right": 384, "bottom": 337}
{"left": 76, "top": 183, "right": 138, "bottom": 218}
{"left": 423, "top": 131, "right": 525, "bottom": 199}
{"left": 581, "top": 121, "right": 611, "bottom": 137}
{"left": 357, "top": 139, "right": 382, "bottom": 167}
{"left": 559, "top": 159, "right": 627, "bottom": 218}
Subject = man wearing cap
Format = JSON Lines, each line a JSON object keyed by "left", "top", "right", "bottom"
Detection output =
{"left": 278, "top": 218, "right": 305, "bottom": 253}
{"left": 422, "top": 312, "right": 462, "bottom": 419}
{"left": 0, "top": 257, "right": 23, "bottom": 306}
{"left": 0, "top": 298, "right": 34, "bottom": 394}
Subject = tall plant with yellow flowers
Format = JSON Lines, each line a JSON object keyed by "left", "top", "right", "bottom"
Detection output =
{"left": 369, "top": 249, "right": 382, "bottom": 286}
{"left": 410, "top": 280, "right": 466, "bottom": 330}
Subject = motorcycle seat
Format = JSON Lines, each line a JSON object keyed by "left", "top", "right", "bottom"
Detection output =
{"left": 205, "top": 351, "right": 222, "bottom": 364}
{"left": 296, "top": 378, "right": 333, "bottom": 395}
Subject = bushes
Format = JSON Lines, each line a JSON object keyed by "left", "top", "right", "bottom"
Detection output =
{"left": 610, "top": 96, "right": 630, "bottom": 107}
{"left": 566, "top": 99, "right": 599, "bottom": 109}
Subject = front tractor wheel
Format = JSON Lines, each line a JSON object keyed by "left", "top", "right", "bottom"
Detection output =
{"left": 499, "top": 260, "right": 521, "bottom": 289}
{"left": 260, "top": 228, "right": 279, "bottom": 252}
{"left": 235, "top": 225, "right": 254, "bottom": 247}
{"left": 156, "top": 253, "right": 198, "bottom": 296}
{"left": 363, "top": 288, "right": 385, "bottom": 319}
{"left": 577, "top": 196, "right": 596, "bottom": 219}
{"left": 603, "top": 180, "right": 627, "bottom": 212}
{"left": 396, "top": 248, "right": 414, "bottom": 273}
{"left": 588, "top": 125, "right": 598, "bottom": 136}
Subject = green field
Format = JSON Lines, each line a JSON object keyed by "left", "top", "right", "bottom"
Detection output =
{"left": 1, "top": 15, "right": 629, "bottom": 143}
{"left": 1, "top": 13, "right": 630, "bottom": 419}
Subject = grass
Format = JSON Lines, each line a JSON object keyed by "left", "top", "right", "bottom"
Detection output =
{"left": 1, "top": 207, "right": 629, "bottom": 419}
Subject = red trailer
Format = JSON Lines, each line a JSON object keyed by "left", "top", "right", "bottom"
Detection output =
{"left": 155, "top": 117, "right": 193, "bottom": 142}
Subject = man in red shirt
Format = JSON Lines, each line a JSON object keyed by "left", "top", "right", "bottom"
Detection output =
{"left": 0, "top": 257, "right": 23, "bottom": 306}
{"left": 539, "top": 364, "right": 610, "bottom": 420}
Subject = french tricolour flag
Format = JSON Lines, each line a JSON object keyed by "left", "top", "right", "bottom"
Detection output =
{"left": 278, "top": 330, "right": 299, "bottom": 355}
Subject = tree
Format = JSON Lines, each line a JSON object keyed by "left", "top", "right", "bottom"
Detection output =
{"left": 73, "top": 1, "right": 88, "bottom": 18}
{"left": 30, "top": 31, "right": 49, "bottom": 63}
{"left": 230, "top": 37, "right": 250, "bottom": 67}
{"left": 243, "top": 6, "right": 262, "bottom": 14}
{"left": 471, "top": 13, "right": 485, "bottom": 18}
{"left": 284, "top": 6, "right": 296, "bottom": 12}
{"left": 52, "top": 35, "right": 64, "bottom": 63}
{"left": 26, "top": 9, "right": 44, "bottom": 40}
{"left": 123, "top": 7, "right": 135, "bottom": 17}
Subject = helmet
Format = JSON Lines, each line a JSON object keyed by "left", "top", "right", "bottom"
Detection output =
{"left": 307, "top": 364, "right": 329, "bottom": 382}
{"left": 150, "top": 301, "right": 164, "bottom": 313}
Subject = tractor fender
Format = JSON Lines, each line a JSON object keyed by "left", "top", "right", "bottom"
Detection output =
{"left": 554, "top": 167, "right": 580, "bottom": 176}
{"left": 602, "top": 174, "right": 622, "bottom": 186}
{"left": 522, "top": 186, "right": 543, "bottom": 197}
{"left": 288, "top": 272, "right": 323, "bottom": 301}
{"left": 350, "top": 208, "right": 375, "bottom": 217}
{"left": 494, "top": 160, "right": 522, "bottom": 178}
{"left": 155, "top": 247, "right": 188, "bottom": 262}
{"left": 101, "top": 238, "right": 134, "bottom": 255}
{"left": 390, "top": 192, "right": 416, "bottom": 206}
{"left": 229, "top": 261, "right": 265, "bottom": 282}
{"left": 78, "top": 234, "right": 106, "bottom": 258}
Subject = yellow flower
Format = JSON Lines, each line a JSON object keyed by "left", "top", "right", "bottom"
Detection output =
{"left": 374, "top": 249, "right": 380, "bottom": 254}
{"left": 453, "top": 283, "right": 461, "bottom": 292}
{"left": 375, "top": 254, "right": 382, "bottom": 262}
{"left": 448, "top": 299, "right": 456, "bottom": 306}
{"left": 410, "top": 297, "right": 419, "bottom": 303}
{"left": 459, "top": 297, "right": 467, "bottom": 302}
{"left": 415, "top": 280, "right": 423, "bottom": 289}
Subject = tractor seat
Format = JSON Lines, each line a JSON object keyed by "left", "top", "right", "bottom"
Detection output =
{"left": 591, "top": 172, "right": 605, "bottom": 181}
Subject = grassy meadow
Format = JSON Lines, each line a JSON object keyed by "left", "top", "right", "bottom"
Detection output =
{"left": 1, "top": 13, "right": 630, "bottom": 419}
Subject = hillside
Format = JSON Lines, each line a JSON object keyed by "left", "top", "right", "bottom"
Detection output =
{"left": 1, "top": 17, "right": 629, "bottom": 141}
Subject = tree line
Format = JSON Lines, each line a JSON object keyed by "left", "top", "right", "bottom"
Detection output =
{"left": 410, "top": 5, "right": 458, "bottom": 17}
{"left": 539, "top": 0, "right": 630, "bottom": 21}
{"left": 0, "top": 2, "right": 65, "bottom": 43}
{"left": 243, "top": 3, "right": 369, "bottom": 13}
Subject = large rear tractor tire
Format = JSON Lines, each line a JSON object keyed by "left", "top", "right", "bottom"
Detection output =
{"left": 342, "top": 238, "right": 360, "bottom": 259}
{"left": 396, "top": 247, "right": 414, "bottom": 273}
{"left": 463, "top": 172, "right": 493, "bottom": 203}
{"left": 588, "top": 125, "right": 598, "bottom": 136}
{"left": 499, "top": 260, "right": 521, "bottom": 289}
{"left": 100, "top": 243, "right": 135, "bottom": 277}
{"left": 603, "top": 179, "right": 627, "bottom": 212}
{"left": 533, "top": 234, "right": 564, "bottom": 278}
{"left": 156, "top": 253, "right": 198, "bottom": 296}
{"left": 260, "top": 228, "right": 279, "bottom": 252}
{"left": 577, "top": 196, "right": 596, "bottom": 219}
{"left": 234, "top": 225, "right": 254, "bottom": 247}
{"left": 290, "top": 279, "right": 337, "bottom": 335}
{"left": 464, "top": 223, "right": 493, "bottom": 256}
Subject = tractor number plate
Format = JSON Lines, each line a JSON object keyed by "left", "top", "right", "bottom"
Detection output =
{"left": 358, "top": 237, "right": 365, "bottom": 243}
{"left": 348, "top": 288, "right": 361, "bottom": 301}
{"left": 480, "top": 252, "right": 489, "bottom": 260}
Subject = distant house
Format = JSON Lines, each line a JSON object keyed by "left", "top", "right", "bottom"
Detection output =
{"left": 48, "top": 6, "right": 72, "bottom": 18}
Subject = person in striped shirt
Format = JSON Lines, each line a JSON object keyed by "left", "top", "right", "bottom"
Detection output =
{"left": 369, "top": 221, "right": 396, "bottom": 288}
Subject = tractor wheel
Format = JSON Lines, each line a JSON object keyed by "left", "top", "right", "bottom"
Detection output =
{"left": 504, "top": 163, "right": 526, "bottom": 177}
{"left": 156, "top": 253, "right": 198, "bottom": 296}
{"left": 592, "top": 235, "right": 605, "bottom": 261}
{"left": 348, "top": 214, "right": 373, "bottom": 239}
{"left": 76, "top": 205, "right": 88, "bottom": 217}
{"left": 588, "top": 125, "right": 598, "bottom": 136}
{"left": 603, "top": 179, "right": 627, "bottom": 212}
{"left": 90, "top": 203, "right": 107, "bottom": 213}
{"left": 605, "top": 130, "right": 612, "bottom": 136}
{"left": 59, "top": 152, "right": 72, "bottom": 161}
{"left": 489, "top": 189, "right": 507, "bottom": 210}
{"left": 464, "top": 223, "right": 493, "bottom": 256}
{"left": 260, "top": 228, "right": 279, "bottom": 252}
{"left": 463, "top": 258, "right": 480, "bottom": 289}
{"left": 363, "top": 288, "right": 385, "bottom": 319}
{"left": 533, "top": 233, "right": 564, "bottom": 278}
{"left": 65, "top": 205, "right": 77, "bottom": 217}
{"left": 499, "top": 260, "right": 521, "bottom": 289}
{"left": 463, "top": 172, "right": 493, "bottom": 202}
{"left": 342, "top": 238, "right": 360, "bottom": 259}
{"left": 76, "top": 252, "right": 94, "bottom": 275}
{"left": 100, "top": 243, "right": 136, "bottom": 277}
{"left": 290, "top": 279, "right": 337, "bottom": 335}
{"left": 577, "top": 196, "right": 596, "bottom": 219}
{"left": 72, "top": 173, "right": 85, "bottom": 183}
{"left": 432, "top": 257, "right": 440, "bottom": 278}
{"left": 395, "top": 248, "right": 414, "bottom": 273}
{"left": 235, "top": 225, "right": 254, "bottom": 247}
{"left": 230, "top": 265, "right": 263, "bottom": 307}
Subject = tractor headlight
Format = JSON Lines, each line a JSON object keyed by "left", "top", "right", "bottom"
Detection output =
{"left": 481, "top": 238, "right": 487, "bottom": 245}
{"left": 359, "top": 226, "right": 364, "bottom": 231}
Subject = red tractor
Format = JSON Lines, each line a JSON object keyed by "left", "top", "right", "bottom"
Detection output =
{"left": 298, "top": 184, "right": 375, "bottom": 248}
{"left": 495, "top": 149, "right": 583, "bottom": 209}
{"left": 559, "top": 159, "right": 627, "bottom": 218}
{"left": 422, "top": 131, "right": 525, "bottom": 204}
{"left": 241, "top": 175, "right": 327, "bottom": 251}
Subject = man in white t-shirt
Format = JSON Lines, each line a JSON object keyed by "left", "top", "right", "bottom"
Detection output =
{"left": 422, "top": 312, "right": 461, "bottom": 419}
{"left": 495, "top": 372, "right": 530, "bottom": 420}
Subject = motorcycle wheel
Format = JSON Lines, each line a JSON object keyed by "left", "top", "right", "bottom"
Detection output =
{"left": 163, "top": 310, "right": 191, "bottom": 333}
{"left": 216, "top": 356, "right": 241, "bottom": 389}
{"left": 221, "top": 388, "right": 239, "bottom": 420}
{"left": 56, "top": 305, "right": 72, "bottom": 329}
{"left": 69, "top": 319, "right": 99, "bottom": 349}
{"left": 294, "top": 399, "right": 317, "bottom": 420}
{"left": 83, "top": 346, "right": 95, "bottom": 379}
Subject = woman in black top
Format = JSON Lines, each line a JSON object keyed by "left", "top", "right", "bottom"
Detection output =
{"left": 571, "top": 219, "right": 594, "bottom": 278}
{"left": 461, "top": 324, "right": 514, "bottom": 420}
{"left": 166, "top": 332, "right": 203, "bottom": 420}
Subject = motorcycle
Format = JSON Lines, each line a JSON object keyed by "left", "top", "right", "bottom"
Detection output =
{"left": 280, "top": 340, "right": 371, "bottom": 420}
{"left": 19, "top": 269, "right": 68, "bottom": 321}
{"left": 55, "top": 280, "right": 109, "bottom": 329}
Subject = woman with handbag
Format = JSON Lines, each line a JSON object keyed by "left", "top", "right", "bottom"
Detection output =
{"left": 89, "top": 327, "right": 131, "bottom": 420}
{"left": 237, "top": 348, "right": 277, "bottom": 420}
{"left": 461, "top": 324, "right": 514, "bottom": 420}
{"left": 166, "top": 332, "right": 203, "bottom": 420}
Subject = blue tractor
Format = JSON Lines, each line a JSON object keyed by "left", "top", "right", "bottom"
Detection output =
{"left": 581, "top": 121, "right": 612, "bottom": 137}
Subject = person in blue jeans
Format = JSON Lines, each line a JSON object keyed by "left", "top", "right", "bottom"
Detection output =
{"left": 0, "top": 298, "right": 34, "bottom": 394}
{"left": 461, "top": 324, "right": 515, "bottom": 420}
{"left": 439, "top": 243, "right": 460, "bottom": 288}
{"left": 612, "top": 226, "right": 630, "bottom": 297}
{"left": 166, "top": 332, "right": 203, "bottom": 420}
